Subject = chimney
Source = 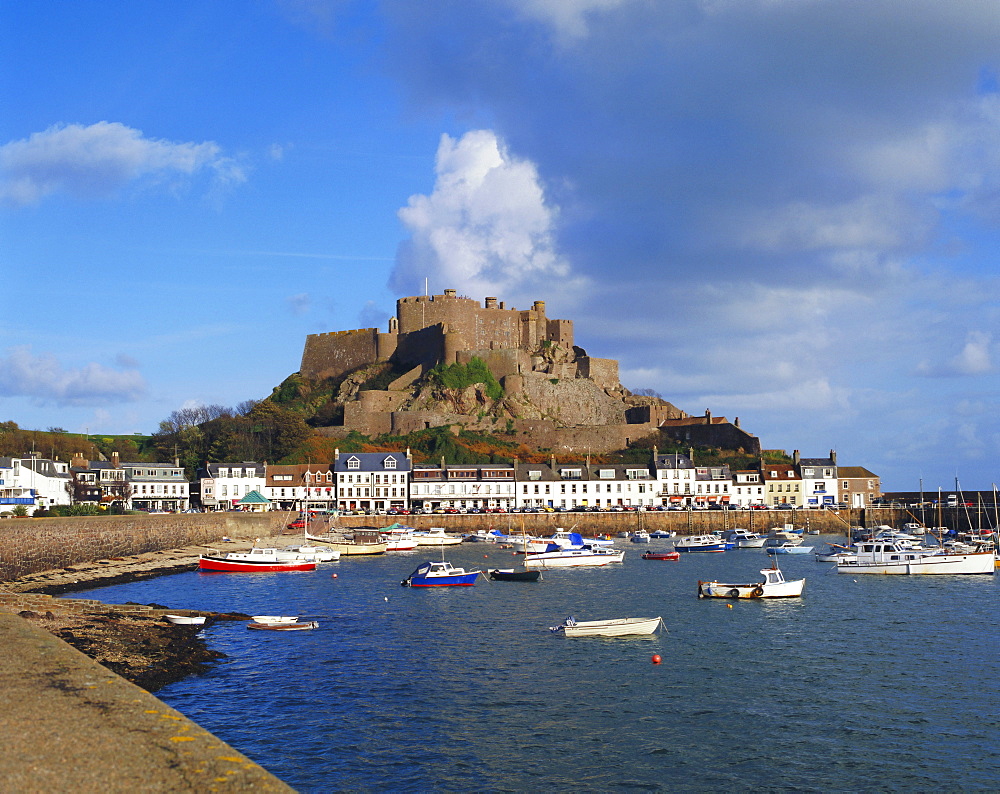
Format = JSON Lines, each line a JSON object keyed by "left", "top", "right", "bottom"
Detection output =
{"left": 830, "top": 449, "right": 837, "bottom": 465}
{"left": 111, "top": 451, "right": 120, "bottom": 468}
{"left": 444, "top": 288, "right": 456, "bottom": 298}
{"left": 735, "top": 417, "right": 740, "bottom": 428}
{"left": 652, "top": 445, "right": 658, "bottom": 464}
{"left": 705, "top": 409, "right": 712, "bottom": 425}
{"left": 485, "top": 297, "right": 498, "bottom": 309}
{"left": 550, "top": 454, "right": 556, "bottom": 470}
{"left": 793, "top": 450, "right": 800, "bottom": 465}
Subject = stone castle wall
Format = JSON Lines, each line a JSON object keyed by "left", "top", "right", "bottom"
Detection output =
{"left": 659, "top": 419, "right": 761, "bottom": 454}
{"left": 576, "top": 357, "right": 620, "bottom": 392}
{"left": 518, "top": 373, "right": 627, "bottom": 426}
{"left": 300, "top": 328, "right": 380, "bottom": 381}
{"left": 456, "top": 348, "right": 530, "bottom": 380}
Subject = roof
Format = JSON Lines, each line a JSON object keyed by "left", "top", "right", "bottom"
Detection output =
{"left": 836, "top": 466, "right": 878, "bottom": 479}
{"left": 237, "top": 490, "right": 271, "bottom": 505}
{"left": 333, "top": 452, "right": 411, "bottom": 473}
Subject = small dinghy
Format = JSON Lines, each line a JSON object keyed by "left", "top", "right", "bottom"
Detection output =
{"left": 641, "top": 550, "right": 680, "bottom": 561}
{"left": 550, "top": 616, "right": 665, "bottom": 637}
{"left": 247, "top": 620, "right": 318, "bottom": 631}
{"left": 164, "top": 614, "right": 206, "bottom": 625}
{"left": 489, "top": 568, "right": 541, "bottom": 582}
{"left": 251, "top": 615, "right": 300, "bottom": 625}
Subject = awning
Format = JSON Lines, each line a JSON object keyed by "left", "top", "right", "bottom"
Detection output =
{"left": 669, "top": 496, "right": 683, "bottom": 502}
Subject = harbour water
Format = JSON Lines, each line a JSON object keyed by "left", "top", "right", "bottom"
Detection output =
{"left": 79, "top": 539, "right": 999, "bottom": 791}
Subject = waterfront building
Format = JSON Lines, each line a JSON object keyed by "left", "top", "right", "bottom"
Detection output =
{"left": 264, "top": 463, "right": 336, "bottom": 513}
{"left": 761, "top": 462, "right": 802, "bottom": 507}
{"left": 692, "top": 463, "right": 732, "bottom": 506}
{"left": 837, "top": 466, "right": 881, "bottom": 508}
{"left": 730, "top": 469, "right": 766, "bottom": 508}
{"left": 794, "top": 450, "right": 838, "bottom": 507}
{"left": 410, "top": 462, "right": 515, "bottom": 512}
{"left": 0, "top": 454, "right": 71, "bottom": 514}
{"left": 123, "top": 461, "right": 189, "bottom": 512}
{"left": 333, "top": 449, "right": 411, "bottom": 514}
{"left": 652, "top": 452, "right": 697, "bottom": 506}
{"left": 514, "top": 460, "right": 659, "bottom": 510}
{"left": 198, "top": 462, "right": 266, "bottom": 511}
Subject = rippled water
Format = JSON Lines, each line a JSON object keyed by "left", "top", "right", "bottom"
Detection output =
{"left": 79, "top": 539, "right": 1000, "bottom": 792}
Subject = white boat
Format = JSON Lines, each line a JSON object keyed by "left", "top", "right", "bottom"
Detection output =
{"left": 723, "top": 529, "right": 766, "bottom": 548}
{"left": 247, "top": 620, "right": 318, "bottom": 631}
{"left": 524, "top": 547, "right": 625, "bottom": 569}
{"left": 649, "top": 529, "right": 676, "bottom": 539}
{"left": 275, "top": 544, "right": 340, "bottom": 562}
{"left": 164, "top": 614, "right": 206, "bottom": 625}
{"left": 674, "top": 534, "right": 727, "bottom": 553}
{"left": 698, "top": 564, "right": 805, "bottom": 599}
{"left": 412, "top": 527, "right": 464, "bottom": 546}
{"left": 836, "top": 541, "right": 994, "bottom": 575}
{"left": 524, "top": 529, "right": 586, "bottom": 553}
{"left": 815, "top": 544, "right": 856, "bottom": 563}
{"left": 380, "top": 524, "right": 419, "bottom": 551}
{"left": 305, "top": 529, "right": 388, "bottom": 555}
{"left": 629, "top": 530, "right": 651, "bottom": 544}
{"left": 550, "top": 616, "right": 665, "bottom": 637}
{"left": 251, "top": 615, "right": 300, "bottom": 625}
{"left": 765, "top": 543, "right": 814, "bottom": 555}
{"left": 763, "top": 531, "right": 804, "bottom": 548}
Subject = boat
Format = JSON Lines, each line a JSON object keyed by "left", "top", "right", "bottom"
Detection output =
{"left": 835, "top": 541, "right": 995, "bottom": 575}
{"left": 765, "top": 543, "right": 814, "bottom": 555}
{"left": 164, "top": 614, "right": 206, "bottom": 625}
{"left": 523, "top": 529, "right": 587, "bottom": 553}
{"left": 723, "top": 529, "right": 766, "bottom": 548}
{"left": 401, "top": 560, "right": 482, "bottom": 586}
{"left": 629, "top": 530, "right": 651, "bottom": 544}
{"left": 380, "top": 523, "right": 419, "bottom": 551}
{"left": 412, "top": 527, "right": 464, "bottom": 546}
{"left": 814, "top": 543, "right": 855, "bottom": 563}
{"left": 763, "top": 530, "right": 804, "bottom": 548}
{"left": 674, "top": 534, "right": 727, "bottom": 553}
{"left": 641, "top": 550, "right": 680, "bottom": 561}
{"left": 198, "top": 548, "right": 318, "bottom": 572}
{"left": 697, "top": 563, "right": 805, "bottom": 599}
{"left": 523, "top": 547, "right": 625, "bottom": 569}
{"left": 251, "top": 615, "right": 300, "bottom": 625}
{"left": 247, "top": 620, "right": 318, "bottom": 631}
{"left": 305, "top": 529, "right": 388, "bottom": 555}
{"left": 649, "top": 529, "right": 676, "bottom": 539}
{"left": 488, "top": 568, "right": 541, "bottom": 582}
{"left": 275, "top": 544, "right": 340, "bottom": 562}
{"left": 549, "top": 616, "right": 665, "bottom": 637}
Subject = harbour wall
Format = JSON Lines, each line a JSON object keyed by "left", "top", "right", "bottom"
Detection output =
{"left": 0, "top": 508, "right": 927, "bottom": 582}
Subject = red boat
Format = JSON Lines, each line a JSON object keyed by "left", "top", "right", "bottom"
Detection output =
{"left": 641, "top": 550, "right": 680, "bottom": 561}
{"left": 198, "top": 548, "right": 317, "bottom": 573}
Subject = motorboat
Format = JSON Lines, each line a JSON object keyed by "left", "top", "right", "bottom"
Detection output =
{"left": 198, "top": 548, "right": 318, "bottom": 572}
{"left": 697, "top": 564, "right": 805, "bottom": 599}
{"left": 641, "top": 550, "right": 680, "bottom": 561}
{"left": 488, "top": 568, "right": 541, "bottom": 582}
{"left": 549, "top": 616, "right": 665, "bottom": 637}
{"left": 765, "top": 543, "right": 814, "bottom": 555}
{"left": 723, "top": 529, "right": 766, "bottom": 548}
{"left": 674, "top": 534, "right": 727, "bottom": 553}
{"left": 523, "top": 547, "right": 625, "bottom": 569}
{"left": 412, "top": 528, "right": 464, "bottom": 546}
{"left": 629, "top": 530, "right": 651, "bottom": 544}
{"left": 401, "top": 560, "right": 482, "bottom": 586}
{"left": 164, "top": 614, "right": 206, "bottom": 625}
{"left": 814, "top": 543, "right": 855, "bottom": 563}
{"left": 524, "top": 529, "right": 587, "bottom": 553}
{"left": 380, "top": 524, "right": 418, "bottom": 551}
{"left": 649, "top": 529, "right": 676, "bottom": 539}
{"left": 836, "top": 541, "right": 994, "bottom": 575}
{"left": 763, "top": 531, "right": 804, "bottom": 548}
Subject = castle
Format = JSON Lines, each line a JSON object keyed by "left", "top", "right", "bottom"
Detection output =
{"left": 299, "top": 289, "right": 759, "bottom": 455}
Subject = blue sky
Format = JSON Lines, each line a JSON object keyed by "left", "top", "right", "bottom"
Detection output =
{"left": 2, "top": 1, "right": 999, "bottom": 491}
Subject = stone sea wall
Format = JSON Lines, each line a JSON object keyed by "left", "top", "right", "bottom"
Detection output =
{"left": 0, "top": 513, "right": 286, "bottom": 582}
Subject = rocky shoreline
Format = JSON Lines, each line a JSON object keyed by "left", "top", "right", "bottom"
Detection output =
{"left": 1, "top": 538, "right": 284, "bottom": 692}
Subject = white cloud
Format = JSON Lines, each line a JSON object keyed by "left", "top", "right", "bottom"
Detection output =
{"left": 391, "top": 129, "right": 589, "bottom": 308}
{"left": 287, "top": 293, "right": 311, "bottom": 316}
{"left": 0, "top": 346, "right": 146, "bottom": 405}
{"left": 0, "top": 121, "right": 246, "bottom": 206}
{"left": 917, "top": 331, "right": 995, "bottom": 377}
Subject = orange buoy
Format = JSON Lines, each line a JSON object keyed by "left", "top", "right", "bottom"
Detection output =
{"left": 331, "top": 573, "right": 338, "bottom": 579}
{"left": 651, "top": 654, "right": 662, "bottom": 665}
{"left": 727, "top": 603, "right": 733, "bottom": 609}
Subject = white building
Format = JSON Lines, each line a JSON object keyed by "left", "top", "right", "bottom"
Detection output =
{"left": 410, "top": 462, "right": 515, "bottom": 511}
{"left": 199, "top": 462, "right": 267, "bottom": 511}
{"left": 124, "top": 462, "right": 189, "bottom": 512}
{"left": 653, "top": 453, "right": 697, "bottom": 506}
{"left": 265, "top": 464, "right": 336, "bottom": 512}
{"left": 514, "top": 461, "right": 659, "bottom": 510}
{"left": 0, "top": 455, "right": 71, "bottom": 514}
{"left": 334, "top": 450, "right": 411, "bottom": 514}
{"left": 794, "top": 450, "right": 838, "bottom": 507}
{"left": 730, "top": 470, "right": 767, "bottom": 508}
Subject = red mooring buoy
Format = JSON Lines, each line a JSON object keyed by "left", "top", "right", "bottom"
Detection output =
{"left": 651, "top": 654, "right": 662, "bottom": 665}
{"left": 331, "top": 573, "right": 338, "bottom": 579}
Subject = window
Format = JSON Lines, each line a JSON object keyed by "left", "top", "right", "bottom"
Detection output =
{"left": 384, "top": 457, "right": 397, "bottom": 470}
{"left": 347, "top": 457, "right": 360, "bottom": 470}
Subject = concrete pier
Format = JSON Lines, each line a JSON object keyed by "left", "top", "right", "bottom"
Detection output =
{"left": 0, "top": 610, "right": 292, "bottom": 792}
